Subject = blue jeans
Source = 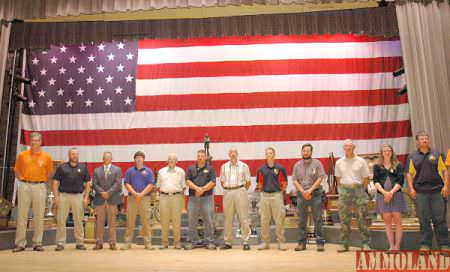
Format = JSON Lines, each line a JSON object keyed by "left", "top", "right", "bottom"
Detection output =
{"left": 416, "top": 192, "right": 449, "bottom": 247}
{"left": 297, "top": 189, "right": 324, "bottom": 244}
{"left": 187, "top": 194, "right": 214, "bottom": 244}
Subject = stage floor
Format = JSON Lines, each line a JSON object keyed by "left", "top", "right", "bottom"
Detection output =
{"left": 0, "top": 243, "right": 355, "bottom": 272}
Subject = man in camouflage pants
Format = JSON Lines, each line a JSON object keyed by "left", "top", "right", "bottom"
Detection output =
{"left": 335, "top": 139, "right": 371, "bottom": 252}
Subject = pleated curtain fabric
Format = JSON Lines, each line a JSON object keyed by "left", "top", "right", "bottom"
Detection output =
{"left": 395, "top": 0, "right": 450, "bottom": 151}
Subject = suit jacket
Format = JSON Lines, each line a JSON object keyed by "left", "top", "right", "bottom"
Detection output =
{"left": 92, "top": 164, "right": 123, "bottom": 206}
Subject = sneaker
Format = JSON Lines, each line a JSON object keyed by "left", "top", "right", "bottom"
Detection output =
{"left": 55, "top": 244, "right": 64, "bottom": 251}
{"left": 294, "top": 242, "right": 306, "bottom": 251}
{"left": 75, "top": 244, "right": 87, "bottom": 250}
{"left": 337, "top": 245, "right": 349, "bottom": 253}
{"left": 120, "top": 243, "right": 132, "bottom": 250}
{"left": 317, "top": 243, "right": 325, "bottom": 252}
{"left": 243, "top": 244, "right": 250, "bottom": 251}
{"left": 207, "top": 243, "right": 216, "bottom": 250}
{"left": 278, "top": 243, "right": 288, "bottom": 251}
{"left": 258, "top": 243, "right": 270, "bottom": 250}
{"left": 220, "top": 244, "right": 232, "bottom": 250}
{"left": 361, "top": 244, "right": 371, "bottom": 251}
{"left": 33, "top": 245, "right": 44, "bottom": 252}
{"left": 12, "top": 246, "right": 25, "bottom": 253}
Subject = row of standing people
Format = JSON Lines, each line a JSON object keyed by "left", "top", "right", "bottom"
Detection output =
{"left": 11, "top": 131, "right": 450, "bottom": 252}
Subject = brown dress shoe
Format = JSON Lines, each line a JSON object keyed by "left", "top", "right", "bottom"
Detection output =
{"left": 109, "top": 243, "right": 117, "bottom": 250}
{"left": 93, "top": 243, "right": 103, "bottom": 250}
{"left": 33, "top": 245, "right": 45, "bottom": 251}
{"left": 12, "top": 247, "right": 25, "bottom": 253}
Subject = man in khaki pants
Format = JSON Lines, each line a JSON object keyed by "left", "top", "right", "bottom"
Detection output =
{"left": 13, "top": 132, "right": 53, "bottom": 253}
{"left": 256, "top": 147, "right": 288, "bottom": 251}
{"left": 219, "top": 147, "right": 251, "bottom": 250}
{"left": 53, "top": 148, "right": 91, "bottom": 251}
{"left": 121, "top": 151, "right": 155, "bottom": 250}
{"left": 157, "top": 153, "right": 186, "bottom": 249}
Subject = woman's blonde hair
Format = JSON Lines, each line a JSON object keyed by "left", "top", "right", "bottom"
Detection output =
{"left": 379, "top": 143, "right": 399, "bottom": 170}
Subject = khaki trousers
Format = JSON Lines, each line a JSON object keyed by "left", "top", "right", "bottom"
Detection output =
{"left": 223, "top": 187, "right": 250, "bottom": 245}
{"left": 259, "top": 192, "right": 286, "bottom": 243}
{"left": 95, "top": 203, "right": 118, "bottom": 244}
{"left": 159, "top": 194, "right": 184, "bottom": 246}
{"left": 15, "top": 182, "right": 47, "bottom": 248}
{"left": 56, "top": 193, "right": 84, "bottom": 245}
{"left": 124, "top": 196, "right": 151, "bottom": 244}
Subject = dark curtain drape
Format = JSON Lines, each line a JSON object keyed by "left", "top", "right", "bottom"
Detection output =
{"left": 9, "top": 6, "right": 398, "bottom": 50}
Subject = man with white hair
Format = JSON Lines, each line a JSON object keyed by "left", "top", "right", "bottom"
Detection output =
{"left": 335, "top": 139, "right": 371, "bottom": 252}
{"left": 157, "top": 153, "right": 186, "bottom": 249}
{"left": 219, "top": 147, "right": 251, "bottom": 250}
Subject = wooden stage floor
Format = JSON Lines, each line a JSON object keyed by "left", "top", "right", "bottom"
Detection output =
{"left": 0, "top": 243, "right": 356, "bottom": 272}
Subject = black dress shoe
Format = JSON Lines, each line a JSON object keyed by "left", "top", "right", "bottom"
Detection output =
{"left": 243, "top": 244, "right": 250, "bottom": 251}
{"left": 12, "top": 247, "right": 25, "bottom": 253}
{"left": 33, "top": 245, "right": 45, "bottom": 251}
{"left": 76, "top": 244, "right": 87, "bottom": 250}
{"left": 220, "top": 244, "right": 232, "bottom": 250}
{"left": 55, "top": 244, "right": 64, "bottom": 251}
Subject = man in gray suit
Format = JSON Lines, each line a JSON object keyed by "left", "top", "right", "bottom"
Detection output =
{"left": 92, "top": 151, "right": 122, "bottom": 250}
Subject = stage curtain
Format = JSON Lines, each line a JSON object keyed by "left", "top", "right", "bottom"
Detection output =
{"left": 396, "top": 0, "right": 450, "bottom": 151}
{"left": 8, "top": 6, "right": 398, "bottom": 50}
{"left": 0, "top": 23, "right": 11, "bottom": 107}
{"left": 0, "top": 0, "right": 377, "bottom": 20}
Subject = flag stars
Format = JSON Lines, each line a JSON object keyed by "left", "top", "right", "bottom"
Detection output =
{"left": 28, "top": 100, "right": 36, "bottom": 108}
{"left": 107, "top": 53, "right": 115, "bottom": 61}
{"left": 86, "top": 76, "right": 94, "bottom": 84}
{"left": 46, "top": 99, "right": 55, "bottom": 108}
{"left": 114, "top": 86, "right": 123, "bottom": 94}
{"left": 97, "top": 43, "right": 105, "bottom": 51}
{"left": 38, "top": 89, "right": 46, "bottom": 97}
{"left": 88, "top": 54, "right": 96, "bottom": 62}
{"left": 125, "top": 74, "right": 134, "bottom": 82}
{"left": 60, "top": 46, "right": 67, "bottom": 53}
{"left": 59, "top": 67, "right": 67, "bottom": 75}
{"left": 95, "top": 87, "right": 104, "bottom": 95}
{"left": 67, "top": 78, "right": 75, "bottom": 85}
{"left": 48, "top": 78, "right": 56, "bottom": 86}
{"left": 124, "top": 97, "right": 132, "bottom": 105}
{"left": 50, "top": 56, "right": 58, "bottom": 64}
{"left": 31, "top": 79, "right": 38, "bottom": 86}
{"left": 104, "top": 97, "right": 112, "bottom": 106}
{"left": 76, "top": 88, "right": 85, "bottom": 96}
{"left": 84, "top": 99, "right": 93, "bottom": 107}
{"left": 56, "top": 88, "right": 64, "bottom": 96}
{"left": 126, "top": 52, "right": 134, "bottom": 60}
{"left": 31, "top": 57, "right": 39, "bottom": 65}
{"left": 105, "top": 75, "right": 113, "bottom": 84}
{"left": 96, "top": 65, "right": 105, "bottom": 73}
{"left": 40, "top": 68, "right": 47, "bottom": 76}
{"left": 65, "top": 99, "right": 74, "bottom": 108}
{"left": 77, "top": 66, "right": 86, "bottom": 74}
{"left": 79, "top": 43, "right": 86, "bottom": 52}
{"left": 69, "top": 56, "right": 77, "bottom": 63}
{"left": 116, "top": 64, "right": 124, "bottom": 72}
{"left": 117, "top": 42, "right": 125, "bottom": 50}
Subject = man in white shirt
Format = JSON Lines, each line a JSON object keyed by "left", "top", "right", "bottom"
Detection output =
{"left": 157, "top": 153, "right": 186, "bottom": 249}
{"left": 219, "top": 147, "right": 251, "bottom": 250}
{"left": 335, "top": 139, "right": 371, "bottom": 252}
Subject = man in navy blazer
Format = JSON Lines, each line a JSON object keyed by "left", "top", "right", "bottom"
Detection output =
{"left": 92, "top": 151, "right": 122, "bottom": 250}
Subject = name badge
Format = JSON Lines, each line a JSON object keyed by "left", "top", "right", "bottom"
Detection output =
{"left": 203, "top": 169, "right": 209, "bottom": 174}
{"left": 428, "top": 155, "right": 436, "bottom": 162}
{"left": 273, "top": 169, "right": 279, "bottom": 175}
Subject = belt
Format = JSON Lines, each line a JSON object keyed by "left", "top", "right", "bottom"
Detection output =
{"left": 223, "top": 184, "right": 245, "bottom": 190}
{"left": 339, "top": 183, "right": 363, "bottom": 189}
{"left": 160, "top": 191, "right": 182, "bottom": 196}
{"left": 21, "top": 180, "right": 46, "bottom": 184}
{"left": 262, "top": 191, "right": 281, "bottom": 194}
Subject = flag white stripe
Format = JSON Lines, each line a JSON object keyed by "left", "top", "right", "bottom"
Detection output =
{"left": 137, "top": 41, "right": 402, "bottom": 65}
{"left": 23, "top": 137, "right": 412, "bottom": 163}
{"left": 21, "top": 104, "right": 410, "bottom": 131}
{"left": 136, "top": 73, "right": 405, "bottom": 96}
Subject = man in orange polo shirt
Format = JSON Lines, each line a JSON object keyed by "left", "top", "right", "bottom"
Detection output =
{"left": 13, "top": 132, "right": 53, "bottom": 252}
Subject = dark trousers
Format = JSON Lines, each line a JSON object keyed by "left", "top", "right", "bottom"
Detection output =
{"left": 297, "top": 189, "right": 324, "bottom": 244}
{"left": 416, "top": 192, "right": 449, "bottom": 247}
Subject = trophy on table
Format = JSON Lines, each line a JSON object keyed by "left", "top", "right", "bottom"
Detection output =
{"left": 45, "top": 191, "right": 55, "bottom": 217}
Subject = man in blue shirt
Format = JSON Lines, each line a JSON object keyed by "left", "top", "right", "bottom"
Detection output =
{"left": 121, "top": 151, "right": 155, "bottom": 250}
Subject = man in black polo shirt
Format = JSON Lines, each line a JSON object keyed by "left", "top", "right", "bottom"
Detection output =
{"left": 53, "top": 148, "right": 91, "bottom": 251}
{"left": 256, "top": 147, "right": 288, "bottom": 251}
{"left": 406, "top": 131, "right": 449, "bottom": 251}
{"left": 185, "top": 149, "right": 217, "bottom": 250}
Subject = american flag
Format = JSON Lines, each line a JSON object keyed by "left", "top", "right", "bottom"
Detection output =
{"left": 20, "top": 34, "right": 411, "bottom": 192}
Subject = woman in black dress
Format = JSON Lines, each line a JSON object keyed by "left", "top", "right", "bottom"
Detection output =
{"left": 373, "top": 144, "right": 407, "bottom": 251}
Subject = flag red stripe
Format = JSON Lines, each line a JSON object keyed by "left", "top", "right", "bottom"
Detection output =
{"left": 138, "top": 34, "right": 400, "bottom": 49}
{"left": 22, "top": 121, "right": 411, "bottom": 146}
{"left": 136, "top": 57, "right": 403, "bottom": 79}
{"left": 135, "top": 90, "right": 408, "bottom": 111}
{"left": 82, "top": 155, "right": 408, "bottom": 177}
